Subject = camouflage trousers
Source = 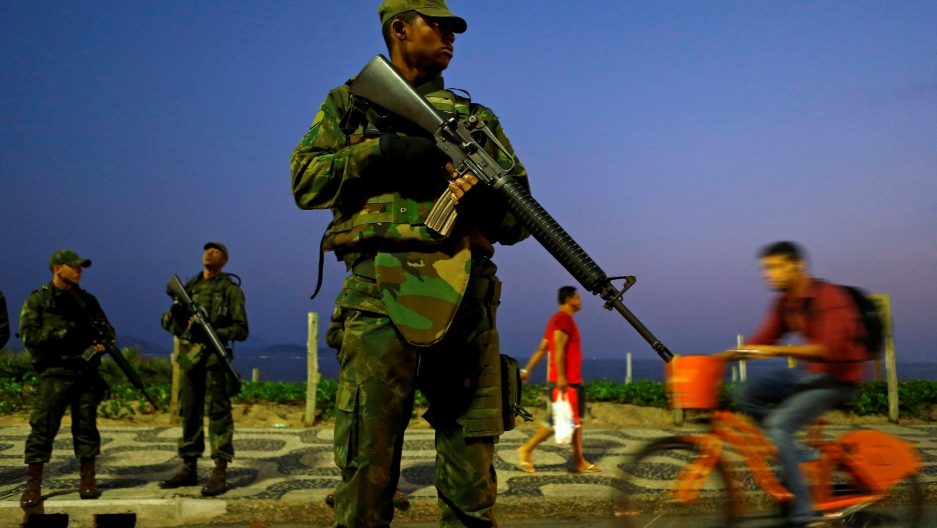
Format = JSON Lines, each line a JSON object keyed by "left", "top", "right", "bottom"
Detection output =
{"left": 333, "top": 263, "right": 504, "bottom": 528}
{"left": 25, "top": 371, "right": 106, "bottom": 464}
{"left": 177, "top": 359, "right": 234, "bottom": 461}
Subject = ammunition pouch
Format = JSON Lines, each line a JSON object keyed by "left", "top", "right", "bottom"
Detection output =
{"left": 500, "top": 354, "right": 531, "bottom": 431}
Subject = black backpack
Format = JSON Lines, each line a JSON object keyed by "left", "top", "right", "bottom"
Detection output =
{"left": 840, "top": 285, "right": 885, "bottom": 360}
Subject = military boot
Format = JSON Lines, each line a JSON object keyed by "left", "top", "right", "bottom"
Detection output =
{"left": 20, "top": 463, "right": 43, "bottom": 508}
{"left": 158, "top": 458, "right": 198, "bottom": 489}
{"left": 201, "top": 458, "right": 227, "bottom": 497}
{"left": 78, "top": 457, "right": 101, "bottom": 499}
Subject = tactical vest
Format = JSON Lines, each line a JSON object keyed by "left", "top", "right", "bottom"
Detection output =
{"left": 183, "top": 272, "right": 239, "bottom": 332}
{"left": 175, "top": 272, "right": 241, "bottom": 370}
{"left": 322, "top": 88, "right": 476, "bottom": 253}
{"left": 24, "top": 284, "right": 101, "bottom": 368}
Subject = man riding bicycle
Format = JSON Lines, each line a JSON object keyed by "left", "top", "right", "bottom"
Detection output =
{"left": 729, "top": 241, "right": 868, "bottom": 527}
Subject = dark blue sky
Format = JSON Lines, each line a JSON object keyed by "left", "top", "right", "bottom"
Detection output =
{"left": 2, "top": 1, "right": 935, "bottom": 363}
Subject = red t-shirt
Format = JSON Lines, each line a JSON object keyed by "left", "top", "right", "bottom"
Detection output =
{"left": 545, "top": 311, "right": 582, "bottom": 384}
{"left": 746, "top": 280, "right": 867, "bottom": 384}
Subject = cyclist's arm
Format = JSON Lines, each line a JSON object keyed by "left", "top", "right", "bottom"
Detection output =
{"left": 739, "top": 344, "right": 828, "bottom": 361}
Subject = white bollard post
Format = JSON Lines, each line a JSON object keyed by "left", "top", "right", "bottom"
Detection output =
{"left": 304, "top": 312, "right": 319, "bottom": 426}
{"left": 671, "top": 354, "right": 683, "bottom": 426}
{"left": 870, "top": 295, "right": 898, "bottom": 423}
{"left": 737, "top": 334, "right": 747, "bottom": 382}
{"left": 171, "top": 337, "right": 180, "bottom": 425}
{"left": 252, "top": 368, "right": 260, "bottom": 382}
{"left": 625, "top": 352, "right": 632, "bottom": 384}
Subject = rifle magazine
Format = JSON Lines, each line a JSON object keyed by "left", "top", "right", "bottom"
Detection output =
{"left": 426, "top": 192, "right": 458, "bottom": 236}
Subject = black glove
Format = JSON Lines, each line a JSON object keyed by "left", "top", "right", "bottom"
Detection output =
{"left": 169, "top": 302, "right": 190, "bottom": 322}
{"left": 187, "top": 322, "right": 207, "bottom": 345}
{"left": 379, "top": 133, "right": 452, "bottom": 183}
{"left": 458, "top": 181, "right": 509, "bottom": 233}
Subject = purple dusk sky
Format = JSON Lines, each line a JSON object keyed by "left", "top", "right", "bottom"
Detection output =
{"left": 1, "top": 1, "right": 935, "bottom": 363}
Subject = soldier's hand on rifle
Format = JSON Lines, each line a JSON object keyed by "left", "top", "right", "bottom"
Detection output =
{"left": 169, "top": 302, "right": 189, "bottom": 322}
{"left": 447, "top": 163, "right": 478, "bottom": 205}
{"left": 379, "top": 133, "right": 452, "bottom": 183}
{"left": 91, "top": 342, "right": 106, "bottom": 355}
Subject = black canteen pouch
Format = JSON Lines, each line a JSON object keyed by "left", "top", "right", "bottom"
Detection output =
{"left": 500, "top": 354, "right": 532, "bottom": 431}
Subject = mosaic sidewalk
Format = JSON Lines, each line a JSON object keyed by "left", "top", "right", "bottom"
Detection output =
{"left": 1, "top": 424, "right": 936, "bottom": 526}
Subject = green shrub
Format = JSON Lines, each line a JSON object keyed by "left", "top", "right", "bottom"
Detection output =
{"left": 0, "top": 350, "right": 39, "bottom": 414}
{"left": 584, "top": 379, "right": 668, "bottom": 407}
{"left": 6, "top": 346, "right": 937, "bottom": 423}
{"left": 98, "top": 347, "right": 172, "bottom": 387}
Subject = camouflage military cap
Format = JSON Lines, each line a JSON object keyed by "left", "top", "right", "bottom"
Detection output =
{"left": 204, "top": 242, "right": 228, "bottom": 259}
{"left": 49, "top": 249, "right": 91, "bottom": 271}
{"left": 378, "top": 0, "right": 467, "bottom": 33}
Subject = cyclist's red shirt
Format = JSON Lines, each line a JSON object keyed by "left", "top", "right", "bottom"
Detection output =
{"left": 747, "top": 280, "right": 867, "bottom": 384}
{"left": 545, "top": 311, "right": 582, "bottom": 384}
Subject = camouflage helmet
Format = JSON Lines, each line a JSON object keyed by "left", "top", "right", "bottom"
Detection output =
{"left": 49, "top": 249, "right": 91, "bottom": 271}
{"left": 378, "top": 0, "right": 467, "bottom": 34}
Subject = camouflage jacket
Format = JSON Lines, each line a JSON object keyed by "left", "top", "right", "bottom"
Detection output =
{"left": 161, "top": 272, "right": 248, "bottom": 369}
{"left": 0, "top": 291, "right": 9, "bottom": 350}
{"left": 19, "top": 283, "right": 113, "bottom": 371}
{"left": 291, "top": 74, "right": 529, "bottom": 345}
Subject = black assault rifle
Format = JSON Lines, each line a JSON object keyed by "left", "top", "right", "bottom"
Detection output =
{"left": 73, "top": 293, "right": 159, "bottom": 408}
{"left": 349, "top": 55, "right": 674, "bottom": 363}
{"left": 166, "top": 275, "right": 243, "bottom": 391}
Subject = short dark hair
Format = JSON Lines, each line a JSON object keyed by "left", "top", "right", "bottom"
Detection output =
{"left": 760, "top": 241, "right": 805, "bottom": 261}
{"left": 382, "top": 10, "right": 421, "bottom": 54}
{"left": 558, "top": 286, "right": 577, "bottom": 305}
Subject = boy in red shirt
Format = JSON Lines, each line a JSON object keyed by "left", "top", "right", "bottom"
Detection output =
{"left": 516, "top": 287, "right": 599, "bottom": 473}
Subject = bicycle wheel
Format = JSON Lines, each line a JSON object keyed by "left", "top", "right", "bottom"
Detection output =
{"left": 619, "top": 436, "right": 740, "bottom": 528}
{"left": 839, "top": 473, "right": 924, "bottom": 528}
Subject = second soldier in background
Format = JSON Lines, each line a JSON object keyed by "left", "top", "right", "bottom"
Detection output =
{"left": 159, "top": 242, "right": 248, "bottom": 496}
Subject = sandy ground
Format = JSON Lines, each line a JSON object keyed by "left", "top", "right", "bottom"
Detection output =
{"left": 0, "top": 401, "right": 928, "bottom": 429}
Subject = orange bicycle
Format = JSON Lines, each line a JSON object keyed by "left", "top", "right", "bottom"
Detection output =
{"left": 621, "top": 354, "right": 923, "bottom": 527}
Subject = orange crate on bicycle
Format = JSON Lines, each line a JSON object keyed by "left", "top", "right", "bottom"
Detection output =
{"left": 665, "top": 355, "right": 726, "bottom": 409}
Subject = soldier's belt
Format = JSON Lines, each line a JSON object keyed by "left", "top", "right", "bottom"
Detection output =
{"left": 463, "top": 277, "right": 501, "bottom": 303}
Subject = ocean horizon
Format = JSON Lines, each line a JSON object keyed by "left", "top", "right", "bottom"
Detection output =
{"left": 231, "top": 349, "right": 937, "bottom": 384}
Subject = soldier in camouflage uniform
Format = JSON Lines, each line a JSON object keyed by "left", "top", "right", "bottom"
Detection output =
{"left": 324, "top": 302, "right": 410, "bottom": 512}
{"left": 291, "top": 1, "right": 529, "bottom": 526}
{"left": 18, "top": 250, "right": 110, "bottom": 507}
{"left": 159, "top": 242, "right": 248, "bottom": 497}
{"left": 0, "top": 290, "right": 9, "bottom": 349}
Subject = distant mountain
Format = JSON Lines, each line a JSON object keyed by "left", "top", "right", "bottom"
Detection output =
{"left": 260, "top": 344, "right": 307, "bottom": 356}
{"left": 115, "top": 336, "right": 172, "bottom": 357}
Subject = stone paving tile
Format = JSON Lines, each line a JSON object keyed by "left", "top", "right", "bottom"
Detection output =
{"left": 1, "top": 424, "right": 935, "bottom": 504}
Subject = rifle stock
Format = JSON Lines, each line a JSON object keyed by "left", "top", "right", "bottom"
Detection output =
{"left": 350, "top": 55, "right": 674, "bottom": 363}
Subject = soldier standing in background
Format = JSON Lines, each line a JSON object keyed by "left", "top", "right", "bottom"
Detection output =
{"left": 159, "top": 242, "right": 248, "bottom": 497}
{"left": 18, "top": 250, "right": 110, "bottom": 507}
{"left": 0, "top": 290, "right": 9, "bottom": 349}
{"left": 290, "top": 1, "right": 530, "bottom": 525}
